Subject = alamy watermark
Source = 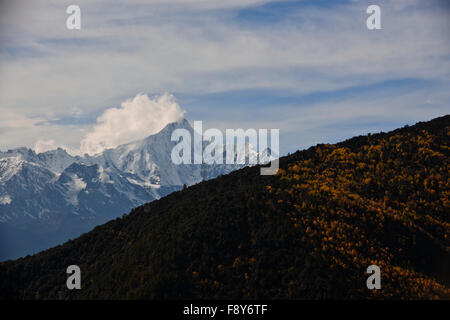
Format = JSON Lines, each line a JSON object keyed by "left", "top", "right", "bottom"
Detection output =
{"left": 366, "top": 264, "right": 381, "bottom": 290}
{"left": 170, "top": 121, "right": 279, "bottom": 175}
{"left": 66, "top": 265, "right": 81, "bottom": 290}
{"left": 66, "top": 4, "right": 381, "bottom": 31}
{"left": 366, "top": 5, "right": 381, "bottom": 30}
{"left": 66, "top": 5, "right": 81, "bottom": 30}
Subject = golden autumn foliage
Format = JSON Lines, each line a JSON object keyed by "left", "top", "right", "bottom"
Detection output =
{"left": 0, "top": 116, "right": 448, "bottom": 300}
{"left": 264, "top": 119, "right": 450, "bottom": 299}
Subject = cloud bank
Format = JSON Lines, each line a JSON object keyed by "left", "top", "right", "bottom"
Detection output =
{"left": 34, "top": 139, "right": 58, "bottom": 154}
{"left": 0, "top": 0, "right": 449, "bottom": 154}
{"left": 79, "top": 93, "right": 185, "bottom": 155}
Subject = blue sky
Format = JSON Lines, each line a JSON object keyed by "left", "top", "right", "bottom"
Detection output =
{"left": 0, "top": 0, "right": 449, "bottom": 155}
{"left": 234, "top": 0, "right": 355, "bottom": 25}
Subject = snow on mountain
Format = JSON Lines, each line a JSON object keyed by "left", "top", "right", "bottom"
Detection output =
{"left": 0, "top": 118, "right": 275, "bottom": 261}
{"left": 0, "top": 195, "right": 11, "bottom": 205}
{"left": 0, "top": 157, "right": 24, "bottom": 183}
{"left": 64, "top": 173, "right": 87, "bottom": 206}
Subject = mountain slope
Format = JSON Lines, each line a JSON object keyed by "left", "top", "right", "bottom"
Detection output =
{"left": 0, "top": 115, "right": 449, "bottom": 299}
{"left": 0, "top": 119, "right": 263, "bottom": 261}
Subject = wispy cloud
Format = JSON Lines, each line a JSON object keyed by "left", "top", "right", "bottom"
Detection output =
{"left": 0, "top": 0, "right": 448, "bottom": 154}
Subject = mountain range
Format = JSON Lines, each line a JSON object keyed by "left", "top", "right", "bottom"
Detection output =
{"left": 0, "top": 119, "right": 270, "bottom": 261}
{"left": 0, "top": 115, "right": 448, "bottom": 299}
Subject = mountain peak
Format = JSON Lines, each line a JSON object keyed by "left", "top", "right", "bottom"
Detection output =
{"left": 1, "top": 115, "right": 449, "bottom": 299}
{"left": 157, "top": 118, "right": 192, "bottom": 135}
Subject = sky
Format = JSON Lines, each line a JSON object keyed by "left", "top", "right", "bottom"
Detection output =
{"left": 0, "top": 0, "right": 449, "bottom": 155}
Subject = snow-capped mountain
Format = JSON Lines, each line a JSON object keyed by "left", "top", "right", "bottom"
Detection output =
{"left": 0, "top": 119, "right": 274, "bottom": 261}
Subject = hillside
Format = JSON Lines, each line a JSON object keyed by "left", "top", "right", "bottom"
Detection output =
{"left": 0, "top": 118, "right": 260, "bottom": 261}
{"left": 0, "top": 115, "right": 449, "bottom": 299}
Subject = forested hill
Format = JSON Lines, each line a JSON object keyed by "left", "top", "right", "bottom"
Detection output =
{"left": 1, "top": 115, "right": 449, "bottom": 299}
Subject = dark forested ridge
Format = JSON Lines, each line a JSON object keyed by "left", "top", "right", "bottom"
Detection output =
{"left": 0, "top": 115, "right": 449, "bottom": 300}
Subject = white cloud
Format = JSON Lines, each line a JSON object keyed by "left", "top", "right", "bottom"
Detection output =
{"left": 79, "top": 93, "right": 185, "bottom": 155}
{"left": 0, "top": 0, "right": 448, "bottom": 152}
{"left": 34, "top": 139, "right": 58, "bottom": 154}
